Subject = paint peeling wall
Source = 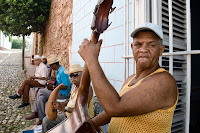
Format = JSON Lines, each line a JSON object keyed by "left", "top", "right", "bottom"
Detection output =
{"left": 42, "top": 0, "right": 73, "bottom": 69}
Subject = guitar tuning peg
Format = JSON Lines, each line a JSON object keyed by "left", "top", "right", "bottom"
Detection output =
{"left": 107, "top": 22, "right": 112, "bottom": 29}
{"left": 110, "top": 7, "right": 116, "bottom": 14}
{"left": 93, "top": 5, "right": 99, "bottom": 15}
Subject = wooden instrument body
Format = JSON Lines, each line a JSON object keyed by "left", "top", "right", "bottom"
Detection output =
{"left": 46, "top": 84, "right": 66, "bottom": 120}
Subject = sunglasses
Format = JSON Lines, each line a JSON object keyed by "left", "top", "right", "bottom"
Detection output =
{"left": 69, "top": 73, "right": 80, "bottom": 78}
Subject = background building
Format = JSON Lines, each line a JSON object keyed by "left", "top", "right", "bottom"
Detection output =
{"left": 0, "top": 31, "right": 12, "bottom": 49}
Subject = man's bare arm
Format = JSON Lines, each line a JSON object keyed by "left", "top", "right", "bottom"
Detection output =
{"left": 92, "top": 111, "right": 111, "bottom": 127}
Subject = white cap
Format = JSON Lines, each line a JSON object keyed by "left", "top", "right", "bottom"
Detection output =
{"left": 131, "top": 22, "right": 163, "bottom": 40}
{"left": 42, "top": 55, "right": 46, "bottom": 59}
{"left": 32, "top": 55, "right": 42, "bottom": 60}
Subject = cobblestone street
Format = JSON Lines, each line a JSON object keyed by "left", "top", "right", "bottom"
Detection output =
{"left": 0, "top": 50, "right": 35, "bottom": 133}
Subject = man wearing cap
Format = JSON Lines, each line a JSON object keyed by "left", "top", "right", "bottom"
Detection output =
{"left": 42, "top": 55, "right": 47, "bottom": 65}
{"left": 9, "top": 55, "right": 48, "bottom": 108}
{"left": 42, "top": 64, "right": 94, "bottom": 132}
{"left": 78, "top": 22, "right": 178, "bottom": 132}
{"left": 25, "top": 55, "right": 71, "bottom": 125}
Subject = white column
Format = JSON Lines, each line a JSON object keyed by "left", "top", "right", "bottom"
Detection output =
{"left": 132, "top": 0, "right": 136, "bottom": 74}
{"left": 124, "top": 0, "right": 127, "bottom": 80}
{"left": 168, "top": 0, "right": 173, "bottom": 75}
{"left": 126, "top": 0, "right": 130, "bottom": 78}
{"left": 185, "top": 0, "right": 191, "bottom": 132}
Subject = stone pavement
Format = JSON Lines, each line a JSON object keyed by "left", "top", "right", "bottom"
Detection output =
{"left": 0, "top": 49, "right": 36, "bottom": 133}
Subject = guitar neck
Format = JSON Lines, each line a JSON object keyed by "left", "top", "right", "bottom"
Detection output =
{"left": 90, "top": 31, "right": 100, "bottom": 44}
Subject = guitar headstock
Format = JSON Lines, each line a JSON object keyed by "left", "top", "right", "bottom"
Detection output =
{"left": 91, "top": 0, "right": 116, "bottom": 33}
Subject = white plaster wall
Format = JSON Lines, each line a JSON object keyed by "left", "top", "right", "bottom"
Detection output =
{"left": 72, "top": 0, "right": 134, "bottom": 93}
{"left": 0, "top": 31, "right": 11, "bottom": 49}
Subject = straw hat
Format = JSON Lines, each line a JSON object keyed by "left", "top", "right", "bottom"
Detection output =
{"left": 64, "top": 64, "right": 83, "bottom": 74}
{"left": 32, "top": 55, "right": 42, "bottom": 60}
{"left": 47, "top": 55, "right": 59, "bottom": 65}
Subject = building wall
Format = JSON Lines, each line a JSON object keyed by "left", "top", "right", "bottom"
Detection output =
{"left": 72, "top": 0, "right": 128, "bottom": 92}
{"left": 0, "top": 31, "right": 11, "bottom": 49}
{"left": 42, "top": 0, "right": 73, "bottom": 69}
{"left": 33, "top": 32, "right": 38, "bottom": 55}
{"left": 0, "top": 31, "right": 1, "bottom": 47}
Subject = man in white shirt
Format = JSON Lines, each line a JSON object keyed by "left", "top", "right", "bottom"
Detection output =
{"left": 9, "top": 55, "right": 48, "bottom": 108}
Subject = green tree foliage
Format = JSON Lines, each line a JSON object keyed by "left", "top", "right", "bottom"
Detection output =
{"left": 0, "top": 0, "right": 51, "bottom": 36}
{"left": 0, "top": 0, "right": 51, "bottom": 70}
{"left": 12, "top": 38, "right": 23, "bottom": 49}
{"left": 11, "top": 38, "right": 28, "bottom": 49}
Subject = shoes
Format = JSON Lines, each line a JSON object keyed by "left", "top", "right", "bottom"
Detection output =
{"left": 33, "top": 120, "right": 42, "bottom": 125}
{"left": 9, "top": 94, "right": 21, "bottom": 99}
{"left": 36, "top": 120, "right": 42, "bottom": 125}
{"left": 18, "top": 102, "right": 29, "bottom": 108}
{"left": 25, "top": 112, "right": 38, "bottom": 120}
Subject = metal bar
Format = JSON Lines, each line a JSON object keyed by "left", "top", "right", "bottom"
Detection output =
{"left": 159, "top": 0, "right": 163, "bottom": 66}
{"left": 152, "top": 0, "right": 157, "bottom": 24}
{"left": 127, "top": 0, "right": 129, "bottom": 78}
{"left": 152, "top": 0, "right": 163, "bottom": 66}
{"left": 144, "top": 0, "right": 147, "bottom": 22}
{"left": 162, "top": 50, "right": 200, "bottom": 56}
{"left": 169, "top": 0, "right": 173, "bottom": 75}
{"left": 185, "top": 0, "right": 191, "bottom": 132}
{"left": 146, "top": 0, "right": 150, "bottom": 22}
{"left": 124, "top": 0, "right": 127, "bottom": 80}
{"left": 132, "top": 0, "right": 136, "bottom": 74}
{"left": 158, "top": 0, "right": 162, "bottom": 26}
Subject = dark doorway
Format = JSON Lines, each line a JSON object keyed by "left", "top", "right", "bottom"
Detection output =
{"left": 190, "top": 1, "right": 200, "bottom": 132}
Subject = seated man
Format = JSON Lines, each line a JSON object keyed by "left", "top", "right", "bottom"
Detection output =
{"left": 78, "top": 22, "right": 178, "bottom": 132}
{"left": 25, "top": 55, "right": 71, "bottom": 125}
{"left": 42, "top": 64, "right": 94, "bottom": 133}
{"left": 42, "top": 55, "right": 47, "bottom": 65}
{"left": 9, "top": 55, "right": 48, "bottom": 108}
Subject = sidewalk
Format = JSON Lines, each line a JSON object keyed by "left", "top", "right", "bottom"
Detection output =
{"left": 22, "top": 50, "right": 40, "bottom": 132}
{"left": 24, "top": 50, "right": 36, "bottom": 113}
{"left": 0, "top": 50, "right": 36, "bottom": 133}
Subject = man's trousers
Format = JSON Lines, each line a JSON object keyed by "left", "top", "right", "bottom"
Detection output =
{"left": 18, "top": 79, "right": 44, "bottom": 103}
{"left": 34, "top": 89, "right": 68, "bottom": 121}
